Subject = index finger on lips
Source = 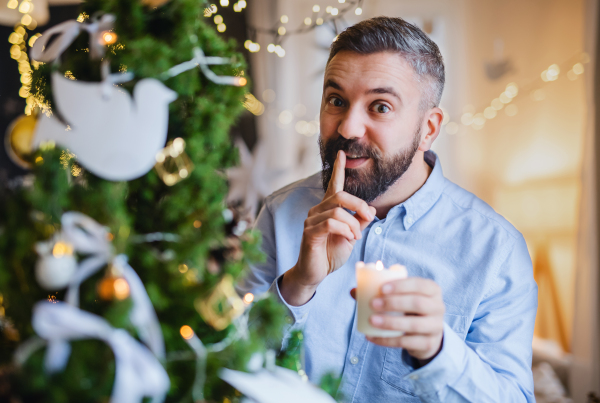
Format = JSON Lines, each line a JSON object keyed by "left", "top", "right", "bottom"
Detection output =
{"left": 325, "top": 150, "right": 346, "bottom": 197}
{"left": 380, "top": 277, "right": 441, "bottom": 298}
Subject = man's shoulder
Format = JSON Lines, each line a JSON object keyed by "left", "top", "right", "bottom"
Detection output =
{"left": 440, "top": 179, "right": 522, "bottom": 242}
{"left": 264, "top": 172, "right": 324, "bottom": 212}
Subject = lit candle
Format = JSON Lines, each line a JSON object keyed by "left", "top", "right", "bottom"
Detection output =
{"left": 356, "top": 260, "right": 408, "bottom": 337}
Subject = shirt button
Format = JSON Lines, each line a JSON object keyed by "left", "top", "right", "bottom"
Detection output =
{"left": 350, "top": 356, "right": 359, "bottom": 365}
{"left": 406, "top": 217, "right": 414, "bottom": 225}
{"left": 374, "top": 227, "right": 382, "bottom": 235}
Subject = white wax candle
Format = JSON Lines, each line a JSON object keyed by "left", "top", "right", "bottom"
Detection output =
{"left": 356, "top": 261, "right": 408, "bottom": 337}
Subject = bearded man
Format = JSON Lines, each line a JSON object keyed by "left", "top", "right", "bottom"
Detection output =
{"left": 238, "top": 17, "right": 537, "bottom": 402}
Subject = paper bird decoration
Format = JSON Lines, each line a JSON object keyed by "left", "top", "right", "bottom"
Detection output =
{"left": 32, "top": 72, "right": 177, "bottom": 181}
{"left": 220, "top": 366, "right": 337, "bottom": 403}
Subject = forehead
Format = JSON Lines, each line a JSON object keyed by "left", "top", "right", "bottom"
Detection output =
{"left": 324, "top": 51, "right": 419, "bottom": 96}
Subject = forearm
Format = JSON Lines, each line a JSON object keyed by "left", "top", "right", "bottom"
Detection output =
{"left": 408, "top": 325, "right": 534, "bottom": 403}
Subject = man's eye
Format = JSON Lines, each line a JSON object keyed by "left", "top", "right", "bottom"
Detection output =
{"left": 374, "top": 104, "right": 390, "bottom": 113}
{"left": 329, "top": 97, "right": 344, "bottom": 107}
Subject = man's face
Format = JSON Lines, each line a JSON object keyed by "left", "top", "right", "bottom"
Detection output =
{"left": 319, "top": 51, "right": 427, "bottom": 202}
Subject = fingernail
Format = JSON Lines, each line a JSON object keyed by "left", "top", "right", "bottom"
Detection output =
{"left": 371, "top": 315, "right": 383, "bottom": 325}
{"left": 381, "top": 284, "right": 393, "bottom": 294}
{"left": 371, "top": 298, "right": 383, "bottom": 308}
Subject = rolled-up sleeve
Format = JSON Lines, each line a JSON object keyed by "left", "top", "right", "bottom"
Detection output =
{"left": 402, "top": 234, "right": 537, "bottom": 402}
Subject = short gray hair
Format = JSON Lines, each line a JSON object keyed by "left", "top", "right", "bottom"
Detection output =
{"left": 327, "top": 16, "right": 445, "bottom": 110}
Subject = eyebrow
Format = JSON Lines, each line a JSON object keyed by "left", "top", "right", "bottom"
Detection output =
{"left": 324, "top": 79, "right": 402, "bottom": 103}
{"left": 366, "top": 87, "right": 402, "bottom": 103}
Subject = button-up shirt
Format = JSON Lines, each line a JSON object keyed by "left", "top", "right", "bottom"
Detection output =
{"left": 238, "top": 151, "right": 537, "bottom": 402}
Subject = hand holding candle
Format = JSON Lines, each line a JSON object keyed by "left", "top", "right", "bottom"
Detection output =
{"left": 353, "top": 262, "right": 446, "bottom": 362}
{"left": 356, "top": 261, "right": 408, "bottom": 337}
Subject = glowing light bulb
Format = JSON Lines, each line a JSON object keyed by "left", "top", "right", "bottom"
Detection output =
{"left": 278, "top": 26, "right": 286, "bottom": 35}
{"left": 280, "top": 15, "right": 288, "bottom": 23}
{"left": 304, "top": 17, "right": 312, "bottom": 25}
{"left": 313, "top": 5, "right": 320, "bottom": 12}
{"left": 180, "top": 325, "right": 194, "bottom": 340}
{"left": 113, "top": 278, "right": 130, "bottom": 300}
{"left": 375, "top": 261, "right": 384, "bottom": 271}
{"left": 243, "top": 293, "right": 254, "bottom": 304}
{"left": 355, "top": 7, "right": 363, "bottom": 15}
{"left": 101, "top": 31, "right": 117, "bottom": 45}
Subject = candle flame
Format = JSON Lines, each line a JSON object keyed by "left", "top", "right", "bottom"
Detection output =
{"left": 376, "top": 261, "right": 384, "bottom": 271}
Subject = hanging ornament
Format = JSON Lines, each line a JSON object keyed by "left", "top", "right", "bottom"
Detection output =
{"left": 97, "top": 266, "right": 130, "bottom": 301}
{"left": 34, "top": 238, "right": 77, "bottom": 290}
{"left": 4, "top": 114, "right": 37, "bottom": 169}
{"left": 31, "top": 71, "right": 177, "bottom": 181}
{"left": 195, "top": 274, "right": 245, "bottom": 331}
{"left": 154, "top": 137, "right": 194, "bottom": 186}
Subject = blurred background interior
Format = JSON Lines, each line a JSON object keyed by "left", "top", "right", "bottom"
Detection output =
{"left": 1, "top": 0, "right": 599, "bottom": 401}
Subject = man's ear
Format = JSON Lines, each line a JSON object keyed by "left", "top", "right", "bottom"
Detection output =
{"left": 418, "top": 107, "right": 443, "bottom": 152}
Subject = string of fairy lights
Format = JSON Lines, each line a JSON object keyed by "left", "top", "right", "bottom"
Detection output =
{"left": 442, "top": 52, "right": 590, "bottom": 136}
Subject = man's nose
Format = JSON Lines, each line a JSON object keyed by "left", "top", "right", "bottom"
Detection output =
{"left": 337, "top": 106, "right": 367, "bottom": 140}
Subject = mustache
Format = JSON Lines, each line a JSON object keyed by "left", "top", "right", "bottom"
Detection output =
{"left": 319, "top": 136, "right": 382, "bottom": 169}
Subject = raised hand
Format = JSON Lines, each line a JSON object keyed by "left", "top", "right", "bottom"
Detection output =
{"left": 280, "top": 150, "right": 377, "bottom": 306}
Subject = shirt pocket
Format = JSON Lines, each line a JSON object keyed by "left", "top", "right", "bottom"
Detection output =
{"left": 379, "top": 313, "right": 469, "bottom": 395}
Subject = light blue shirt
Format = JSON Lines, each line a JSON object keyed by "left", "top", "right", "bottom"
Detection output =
{"left": 238, "top": 151, "right": 537, "bottom": 402}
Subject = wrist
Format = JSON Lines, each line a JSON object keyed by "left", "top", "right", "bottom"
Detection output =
{"left": 279, "top": 266, "right": 318, "bottom": 307}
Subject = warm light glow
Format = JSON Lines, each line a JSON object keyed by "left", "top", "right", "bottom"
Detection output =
{"left": 29, "top": 33, "right": 41, "bottom": 47}
{"left": 210, "top": 4, "right": 218, "bottom": 12}
{"left": 232, "top": 3, "right": 241, "bottom": 12}
{"left": 331, "top": 7, "right": 339, "bottom": 15}
{"left": 304, "top": 17, "right": 312, "bottom": 25}
{"left": 473, "top": 113, "right": 486, "bottom": 126}
{"left": 461, "top": 112, "right": 474, "bottom": 126}
{"left": 180, "top": 325, "right": 194, "bottom": 340}
{"left": 280, "top": 15, "right": 288, "bottom": 23}
{"left": 7, "top": 0, "right": 18, "bottom": 9}
{"left": 531, "top": 89, "right": 546, "bottom": 101}
{"left": 445, "top": 122, "right": 459, "bottom": 135}
{"left": 236, "top": 77, "right": 247, "bottom": 86}
{"left": 505, "top": 82, "right": 518, "bottom": 98}
{"left": 101, "top": 31, "right": 118, "bottom": 45}
{"left": 499, "top": 92, "right": 511, "bottom": 104}
{"left": 505, "top": 104, "right": 518, "bottom": 116}
{"left": 113, "top": 278, "right": 130, "bottom": 300}
{"left": 244, "top": 39, "right": 251, "bottom": 49}
{"left": 248, "top": 42, "right": 260, "bottom": 52}
{"left": 238, "top": 0, "right": 246, "bottom": 8}
{"left": 567, "top": 70, "right": 578, "bottom": 81}
{"left": 217, "top": 23, "right": 226, "bottom": 32}
{"left": 375, "top": 261, "right": 384, "bottom": 271}
{"left": 18, "top": 1, "right": 32, "bottom": 14}
{"left": 326, "top": 6, "right": 332, "bottom": 13}
{"left": 355, "top": 7, "right": 363, "bottom": 15}
{"left": 491, "top": 98, "right": 504, "bottom": 110}
{"left": 547, "top": 64, "right": 560, "bottom": 80}
{"left": 243, "top": 293, "right": 254, "bottom": 304}
{"left": 214, "top": 14, "right": 223, "bottom": 24}
{"left": 338, "top": 0, "right": 345, "bottom": 3}
{"left": 267, "top": 43, "right": 275, "bottom": 52}
{"left": 312, "top": 5, "right": 320, "bottom": 12}
{"left": 220, "top": 0, "right": 229, "bottom": 6}
{"left": 21, "top": 14, "right": 32, "bottom": 26}
{"left": 243, "top": 93, "right": 265, "bottom": 116}
{"left": 193, "top": 220, "right": 202, "bottom": 228}
{"left": 316, "top": 18, "right": 323, "bottom": 25}
{"left": 278, "top": 26, "right": 286, "bottom": 36}
{"left": 484, "top": 107, "right": 497, "bottom": 119}
{"left": 179, "top": 264, "right": 189, "bottom": 273}
{"left": 279, "top": 110, "right": 293, "bottom": 124}
{"left": 573, "top": 62, "right": 584, "bottom": 75}
{"left": 52, "top": 241, "right": 73, "bottom": 257}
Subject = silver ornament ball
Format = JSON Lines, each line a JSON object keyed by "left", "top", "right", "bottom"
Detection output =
{"left": 35, "top": 254, "right": 77, "bottom": 290}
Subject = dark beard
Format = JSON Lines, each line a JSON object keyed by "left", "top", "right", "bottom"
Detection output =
{"left": 319, "top": 127, "right": 422, "bottom": 203}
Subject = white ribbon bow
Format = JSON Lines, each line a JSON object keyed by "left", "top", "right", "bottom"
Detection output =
{"left": 30, "top": 14, "right": 116, "bottom": 62}
{"left": 32, "top": 301, "right": 170, "bottom": 403}
{"left": 59, "top": 211, "right": 165, "bottom": 359}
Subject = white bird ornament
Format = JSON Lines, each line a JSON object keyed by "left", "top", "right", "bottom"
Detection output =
{"left": 32, "top": 72, "right": 178, "bottom": 181}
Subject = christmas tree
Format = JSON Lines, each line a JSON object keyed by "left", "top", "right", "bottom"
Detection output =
{"left": 0, "top": 1, "right": 312, "bottom": 401}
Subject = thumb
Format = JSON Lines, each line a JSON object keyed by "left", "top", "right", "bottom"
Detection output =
{"left": 350, "top": 288, "right": 356, "bottom": 300}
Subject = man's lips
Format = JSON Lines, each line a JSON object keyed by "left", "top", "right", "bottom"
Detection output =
{"left": 345, "top": 155, "right": 369, "bottom": 169}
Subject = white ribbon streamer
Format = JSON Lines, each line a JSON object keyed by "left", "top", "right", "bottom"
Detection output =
{"left": 32, "top": 301, "right": 170, "bottom": 403}
{"left": 30, "top": 14, "right": 116, "bottom": 62}
{"left": 58, "top": 212, "right": 165, "bottom": 359}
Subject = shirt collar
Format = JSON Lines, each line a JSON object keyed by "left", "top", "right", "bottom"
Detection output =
{"left": 392, "top": 150, "right": 446, "bottom": 230}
